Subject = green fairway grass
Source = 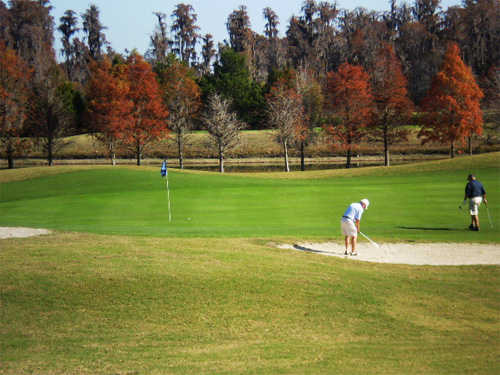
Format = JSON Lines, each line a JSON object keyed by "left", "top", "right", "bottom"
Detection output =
{"left": 1, "top": 153, "right": 499, "bottom": 242}
{"left": 0, "top": 154, "right": 499, "bottom": 374}
{"left": 0, "top": 233, "right": 498, "bottom": 374}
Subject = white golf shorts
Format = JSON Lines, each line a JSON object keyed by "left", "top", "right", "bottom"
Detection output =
{"left": 469, "top": 196, "right": 482, "bottom": 215}
{"left": 341, "top": 219, "right": 357, "bottom": 237}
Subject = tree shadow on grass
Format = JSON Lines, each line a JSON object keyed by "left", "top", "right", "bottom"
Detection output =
{"left": 397, "top": 226, "right": 455, "bottom": 231}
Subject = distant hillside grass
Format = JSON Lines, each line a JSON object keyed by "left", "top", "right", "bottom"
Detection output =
{"left": 21, "top": 123, "right": 500, "bottom": 163}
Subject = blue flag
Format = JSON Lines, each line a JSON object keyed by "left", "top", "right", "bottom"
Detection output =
{"left": 161, "top": 160, "right": 167, "bottom": 177}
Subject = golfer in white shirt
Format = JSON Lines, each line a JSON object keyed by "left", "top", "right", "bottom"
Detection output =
{"left": 341, "top": 199, "right": 369, "bottom": 256}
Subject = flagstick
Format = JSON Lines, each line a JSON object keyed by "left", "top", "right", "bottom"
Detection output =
{"left": 166, "top": 172, "right": 172, "bottom": 223}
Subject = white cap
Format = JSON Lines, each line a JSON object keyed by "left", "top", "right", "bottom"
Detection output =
{"left": 360, "top": 199, "right": 370, "bottom": 209}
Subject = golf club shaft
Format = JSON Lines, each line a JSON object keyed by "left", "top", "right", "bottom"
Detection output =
{"left": 486, "top": 206, "right": 494, "bottom": 228}
{"left": 359, "top": 231, "right": 379, "bottom": 248}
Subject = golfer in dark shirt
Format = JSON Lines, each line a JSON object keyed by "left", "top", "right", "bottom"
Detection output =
{"left": 463, "top": 174, "right": 487, "bottom": 231}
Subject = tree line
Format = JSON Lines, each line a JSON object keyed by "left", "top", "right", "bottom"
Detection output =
{"left": 0, "top": 0, "right": 498, "bottom": 171}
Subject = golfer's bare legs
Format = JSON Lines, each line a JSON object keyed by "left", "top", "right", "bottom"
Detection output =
{"left": 351, "top": 236, "right": 357, "bottom": 253}
{"left": 472, "top": 215, "right": 480, "bottom": 230}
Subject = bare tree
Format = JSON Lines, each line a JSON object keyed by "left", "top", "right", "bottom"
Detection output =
{"left": 203, "top": 93, "right": 246, "bottom": 172}
{"left": 157, "top": 60, "right": 202, "bottom": 169}
{"left": 267, "top": 79, "right": 303, "bottom": 172}
{"left": 295, "top": 68, "right": 322, "bottom": 170}
{"left": 27, "top": 66, "right": 76, "bottom": 166}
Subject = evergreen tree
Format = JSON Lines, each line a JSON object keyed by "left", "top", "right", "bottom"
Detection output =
{"left": 171, "top": 3, "right": 199, "bottom": 66}
{"left": 200, "top": 47, "right": 265, "bottom": 129}
{"left": 82, "top": 4, "right": 107, "bottom": 60}
{"left": 58, "top": 10, "right": 79, "bottom": 78}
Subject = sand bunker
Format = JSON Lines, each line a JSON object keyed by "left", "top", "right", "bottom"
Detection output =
{"left": 1, "top": 227, "right": 498, "bottom": 266}
{"left": 0, "top": 227, "right": 51, "bottom": 239}
{"left": 279, "top": 241, "right": 500, "bottom": 266}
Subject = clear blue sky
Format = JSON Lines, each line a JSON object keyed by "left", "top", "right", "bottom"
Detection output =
{"left": 49, "top": 0, "right": 461, "bottom": 59}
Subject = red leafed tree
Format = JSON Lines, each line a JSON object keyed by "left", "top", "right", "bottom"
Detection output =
{"left": 0, "top": 42, "right": 32, "bottom": 169}
{"left": 87, "top": 58, "right": 133, "bottom": 165}
{"left": 419, "top": 42, "right": 484, "bottom": 158}
{"left": 325, "top": 62, "right": 375, "bottom": 168}
{"left": 370, "top": 43, "right": 414, "bottom": 166}
{"left": 157, "top": 60, "right": 201, "bottom": 169}
{"left": 122, "top": 53, "right": 169, "bottom": 165}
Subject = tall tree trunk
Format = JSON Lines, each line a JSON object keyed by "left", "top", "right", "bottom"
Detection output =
{"left": 47, "top": 136, "right": 53, "bottom": 166}
{"left": 6, "top": 140, "right": 14, "bottom": 169}
{"left": 108, "top": 142, "right": 116, "bottom": 166}
{"left": 136, "top": 143, "right": 141, "bottom": 166}
{"left": 346, "top": 148, "right": 352, "bottom": 169}
{"left": 468, "top": 136, "right": 473, "bottom": 156}
{"left": 7, "top": 149, "right": 14, "bottom": 169}
{"left": 283, "top": 140, "right": 290, "bottom": 172}
{"left": 219, "top": 142, "right": 224, "bottom": 173}
{"left": 384, "top": 125, "right": 390, "bottom": 167}
{"left": 300, "top": 141, "right": 305, "bottom": 171}
{"left": 450, "top": 141, "right": 455, "bottom": 158}
{"left": 177, "top": 132, "right": 184, "bottom": 169}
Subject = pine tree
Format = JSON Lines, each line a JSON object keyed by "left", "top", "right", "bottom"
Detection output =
{"left": 157, "top": 60, "right": 202, "bottom": 169}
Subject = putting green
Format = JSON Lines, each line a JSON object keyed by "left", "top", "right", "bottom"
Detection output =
{"left": 0, "top": 154, "right": 498, "bottom": 242}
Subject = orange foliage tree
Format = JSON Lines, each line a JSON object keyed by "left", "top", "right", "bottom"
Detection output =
{"left": 325, "top": 62, "right": 375, "bottom": 168}
{"left": 156, "top": 60, "right": 201, "bottom": 169}
{"left": 370, "top": 43, "right": 414, "bottom": 166}
{"left": 122, "top": 53, "right": 169, "bottom": 165}
{"left": 0, "top": 42, "right": 32, "bottom": 169}
{"left": 87, "top": 58, "right": 133, "bottom": 165}
{"left": 419, "top": 42, "right": 484, "bottom": 158}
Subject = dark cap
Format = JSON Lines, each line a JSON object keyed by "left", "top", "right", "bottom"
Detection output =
{"left": 467, "top": 174, "right": 475, "bottom": 180}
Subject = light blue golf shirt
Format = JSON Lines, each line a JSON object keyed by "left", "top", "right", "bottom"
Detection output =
{"left": 342, "top": 202, "right": 364, "bottom": 222}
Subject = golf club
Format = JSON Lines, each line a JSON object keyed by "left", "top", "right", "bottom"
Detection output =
{"left": 486, "top": 205, "right": 494, "bottom": 228}
{"left": 359, "top": 231, "right": 380, "bottom": 248}
{"left": 459, "top": 199, "right": 467, "bottom": 210}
